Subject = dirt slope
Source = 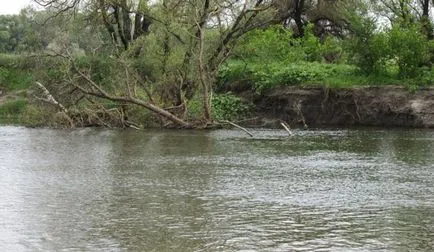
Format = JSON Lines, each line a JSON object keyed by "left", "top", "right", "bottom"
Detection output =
{"left": 253, "top": 86, "right": 434, "bottom": 128}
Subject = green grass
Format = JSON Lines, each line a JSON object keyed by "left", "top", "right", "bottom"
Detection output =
{"left": 0, "top": 67, "right": 34, "bottom": 91}
{"left": 0, "top": 99, "right": 27, "bottom": 124}
{"left": 218, "top": 60, "right": 432, "bottom": 92}
{"left": 0, "top": 53, "right": 22, "bottom": 66}
{"left": 0, "top": 54, "right": 36, "bottom": 91}
{"left": 320, "top": 73, "right": 402, "bottom": 88}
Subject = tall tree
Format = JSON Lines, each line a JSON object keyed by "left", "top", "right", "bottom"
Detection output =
{"left": 372, "top": 0, "right": 434, "bottom": 38}
{"left": 33, "top": 0, "right": 281, "bottom": 127}
{"left": 273, "top": 0, "right": 349, "bottom": 38}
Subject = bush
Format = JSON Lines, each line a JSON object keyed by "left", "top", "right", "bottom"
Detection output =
{"left": 218, "top": 60, "right": 357, "bottom": 92}
{"left": 20, "top": 104, "right": 46, "bottom": 127}
{"left": 234, "top": 25, "right": 342, "bottom": 64}
{"left": 0, "top": 99, "right": 26, "bottom": 114}
{"left": 234, "top": 25, "right": 299, "bottom": 63}
{"left": 0, "top": 64, "right": 33, "bottom": 91}
{"left": 389, "top": 25, "right": 433, "bottom": 78}
{"left": 348, "top": 31, "right": 390, "bottom": 75}
{"left": 187, "top": 95, "right": 203, "bottom": 120}
{"left": 211, "top": 93, "right": 251, "bottom": 121}
{"left": 75, "top": 55, "right": 118, "bottom": 86}
{"left": 0, "top": 99, "right": 27, "bottom": 124}
{"left": 349, "top": 21, "right": 432, "bottom": 78}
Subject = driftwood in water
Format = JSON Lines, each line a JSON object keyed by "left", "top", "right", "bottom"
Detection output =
{"left": 280, "top": 121, "right": 294, "bottom": 136}
{"left": 223, "top": 120, "right": 254, "bottom": 137}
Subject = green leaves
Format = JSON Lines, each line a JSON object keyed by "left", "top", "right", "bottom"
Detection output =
{"left": 219, "top": 60, "right": 356, "bottom": 93}
{"left": 349, "top": 21, "right": 432, "bottom": 78}
{"left": 212, "top": 93, "right": 251, "bottom": 121}
{"left": 389, "top": 24, "right": 432, "bottom": 78}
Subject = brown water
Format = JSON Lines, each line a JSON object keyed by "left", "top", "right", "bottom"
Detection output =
{"left": 0, "top": 126, "right": 433, "bottom": 251}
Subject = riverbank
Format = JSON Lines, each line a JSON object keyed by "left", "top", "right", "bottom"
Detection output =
{"left": 245, "top": 86, "right": 434, "bottom": 128}
{"left": 1, "top": 84, "right": 433, "bottom": 128}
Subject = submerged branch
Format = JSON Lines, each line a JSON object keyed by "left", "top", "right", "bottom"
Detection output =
{"left": 223, "top": 120, "right": 254, "bottom": 137}
{"left": 280, "top": 121, "right": 294, "bottom": 136}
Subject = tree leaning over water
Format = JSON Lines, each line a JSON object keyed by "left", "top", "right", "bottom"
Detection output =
{"left": 32, "top": 0, "right": 284, "bottom": 127}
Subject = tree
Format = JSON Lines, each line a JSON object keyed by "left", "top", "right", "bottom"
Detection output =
{"left": 372, "top": 0, "right": 434, "bottom": 38}
{"left": 33, "top": 0, "right": 281, "bottom": 127}
{"left": 0, "top": 11, "right": 45, "bottom": 53}
{"left": 272, "top": 0, "right": 349, "bottom": 38}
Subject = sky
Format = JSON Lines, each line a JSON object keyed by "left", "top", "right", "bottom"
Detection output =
{"left": 0, "top": 0, "right": 34, "bottom": 15}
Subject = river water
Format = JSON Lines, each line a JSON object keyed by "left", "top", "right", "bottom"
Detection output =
{"left": 0, "top": 126, "right": 433, "bottom": 251}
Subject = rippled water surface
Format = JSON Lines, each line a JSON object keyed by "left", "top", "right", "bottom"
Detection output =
{"left": 1, "top": 126, "right": 433, "bottom": 251}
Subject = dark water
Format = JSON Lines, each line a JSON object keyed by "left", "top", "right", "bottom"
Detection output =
{"left": 1, "top": 126, "right": 433, "bottom": 251}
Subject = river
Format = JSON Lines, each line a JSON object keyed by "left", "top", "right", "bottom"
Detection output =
{"left": 1, "top": 126, "right": 433, "bottom": 251}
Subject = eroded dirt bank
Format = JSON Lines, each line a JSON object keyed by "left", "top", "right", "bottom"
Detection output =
{"left": 248, "top": 86, "right": 434, "bottom": 128}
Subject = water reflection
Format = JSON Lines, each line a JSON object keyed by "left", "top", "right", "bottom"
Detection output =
{"left": 0, "top": 126, "right": 433, "bottom": 251}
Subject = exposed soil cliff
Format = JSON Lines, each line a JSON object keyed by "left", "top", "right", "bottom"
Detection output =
{"left": 249, "top": 86, "right": 434, "bottom": 128}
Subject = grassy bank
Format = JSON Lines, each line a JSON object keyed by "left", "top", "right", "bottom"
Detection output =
{"left": 0, "top": 54, "right": 40, "bottom": 126}
{"left": 217, "top": 24, "right": 434, "bottom": 93}
{"left": 1, "top": 50, "right": 434, "bottom": 127}
{"left": 217, "top": 60, "right": 434, "bottom": 94}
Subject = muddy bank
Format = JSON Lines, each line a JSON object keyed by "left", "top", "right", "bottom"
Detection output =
{"left": 247, "top": 86, "right": 434, "bottom": 128}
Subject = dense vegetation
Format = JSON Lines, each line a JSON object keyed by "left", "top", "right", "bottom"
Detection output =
{"left": 1, "top": 0, "right": 434, "bottom": 128}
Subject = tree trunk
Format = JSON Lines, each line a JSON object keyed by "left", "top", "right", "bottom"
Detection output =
{"left": 293, "top": 0, "right": 305, "bottom": 38}
{"left": 201, "top": 80, "right": 212, "bottom": 122}
{"left": 421, "top": 0, "right": 433, "bottom": 39}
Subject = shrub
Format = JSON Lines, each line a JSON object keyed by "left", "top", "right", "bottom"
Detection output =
{"left": 211, "top": 93, "right": 251, "bottom": 121}
{"left": 234, "top": 25, "right": 343, "bottom": 64}
{"left": 0, "top": 99, "right": 27, "bottom": 124}
{"left": 389, "top": 24, "right": 433, "bottom": 78}
{"left": 234, "top": 25, "right": 299, "bottom": 63}
{"left": 348, "top": 21, "right": 432, "bottom": 78}
{"left": 0, "top": 65, "right": 33, "bottom": 91}
{"left": 187, "top": 95, "right": 203, "bottom": 120}
{"left": 416, "top": 67, "right": 434, "bottom": 86}
{"left": 20, "top": 104, "right": 46, "bottom": 127}
{"left": 218, "top": 61, "right": 357, "bottom": 93}
{"left": 0, "top": 99, "right": 26, "bottom": 114}
{"left": 348, "top": 31, "right": 391, "bottom": 75}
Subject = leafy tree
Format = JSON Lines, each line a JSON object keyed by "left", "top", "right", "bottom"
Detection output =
{"left": 389, "top": 23, "right": 432, "bottom": 77}
{"left": 32, "top": 0, "right": 282, "bottom": 127}
{"left": 273, "top": 0, "right": 350, "bottom": 38}
{"left": 0, "top": 12, "right": 44, "bottom": 53}
{"left": 371, "top": 0, "right": 434, "bottom": 38}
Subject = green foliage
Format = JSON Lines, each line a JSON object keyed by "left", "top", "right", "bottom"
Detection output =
{"left": 187, "top": 95, "right": 203, "bottom": 120}
{"left": 187, "top": 92, "right": 251, "bottom": 122}
{"left": 2, "top": 1, "right": 434, "bottom": 128}
{"left": 0, "top": 65, "right": 33, "bottom": 91}
{"left": 221, "top": 25, "right": 360, "bottom": 93}
{"left": 126, "top": 105, "right": 155, "bottom": 128}
{"left": 0, "top": 12, "right": 44, "bottom": 53}
{"left": 20, "top": 104, "right": 46, "bottom": 127}
{"left": 217, "top": 60, "right": 249, "bottom": 87}
{"left": 219, "top": 60, "right": 357, "bottom": 92}
{"left": 75, "top": 55, "right": 118, "bottom": 87}
{"left": 346, "top": 14, "right": 389, "bottom": 75}
{"left": 0, "top": 99, "right": 27, "bottom": 124}
{"left": 211, "top": 93, "right": 251, "bottom": 121}
{"left": 235, "top": 25, "right": 344, "bottom": 64}
{"left": 234, "top": 25, "right": 298, "bottom": 63}
{"left": 0, "top": 99, "right": 26, "bottom": 114}
{"left": 348, "top": 19, "right": 432, "bottom": 78}
{"left": 302, "top": 24, "right": 326, "bottom": 62}
{"left": 411, "top": 67, "right": 434, "bottom": 87}
{"left": 388, "top": 25, "right": 432, "bottom": 78}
